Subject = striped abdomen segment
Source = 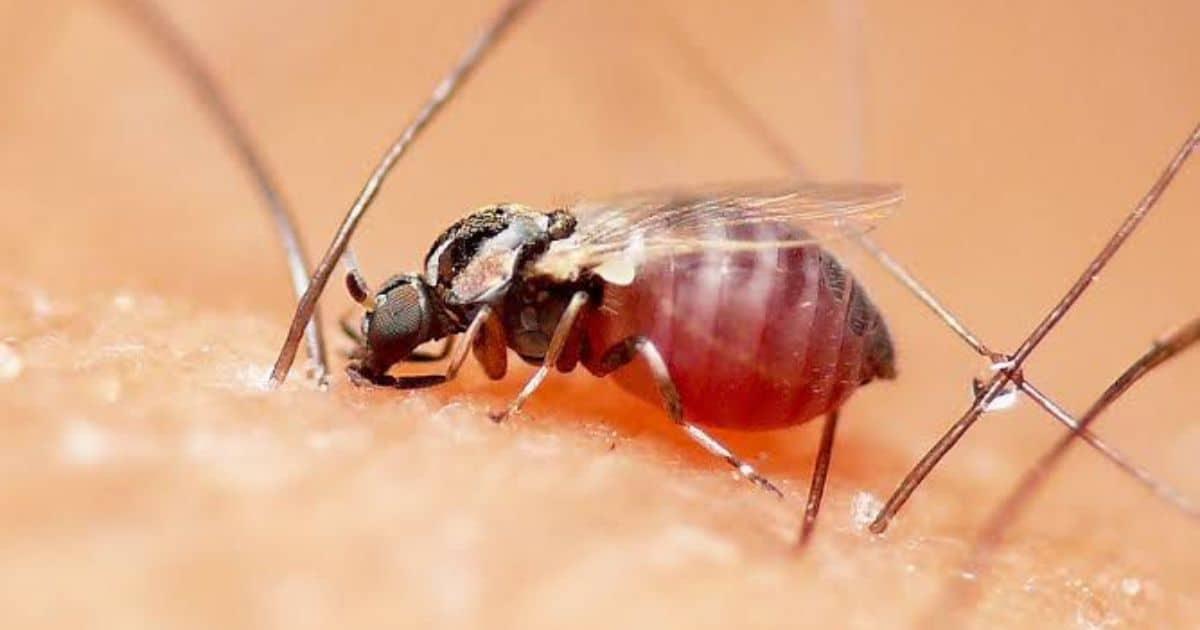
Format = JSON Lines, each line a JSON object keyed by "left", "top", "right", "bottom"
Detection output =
{"left": 583, "top": 237, "right": 895, "bottom": 431}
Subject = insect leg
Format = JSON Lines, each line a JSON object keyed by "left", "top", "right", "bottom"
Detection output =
{"left": 618, "top": 337, "right": 783, "bottom": 499}
{"left": 798, "top": 410, "right": 840, "bottom": 546}
{"left": 490, "top": 291, "right": 588, "bottom": 422}
{"left": 472, "top": 307, "right": 510, "bottom": 381}
{"left": 423, "top": 307, "right": 495, "bottom": 383}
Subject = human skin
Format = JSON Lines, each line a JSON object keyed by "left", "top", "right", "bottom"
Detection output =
{"left": 1, "top": 1, "right": 1198, "bottom": 628}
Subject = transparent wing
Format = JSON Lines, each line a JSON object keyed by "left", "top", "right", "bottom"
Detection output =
{"left": 534, "top": 180, "right": 902, "bottom": 279}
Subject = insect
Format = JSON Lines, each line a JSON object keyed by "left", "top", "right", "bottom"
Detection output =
{"left": 120, "top": 0, "right": 1199, "bottom": 556}
{"left": 340, "top": 183, "right": 900, "bottom": 539}
{"left": 218, "top": 0, "right": 913, "bottom": 542}
{"left": 117, "top": 0, "right": 906, "bottom": 542}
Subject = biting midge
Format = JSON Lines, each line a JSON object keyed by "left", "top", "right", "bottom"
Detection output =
{"left": 340, "top": 184, "right": 902, "bottom": 532}
{"left": 122, "top": 0, "right": 1199, "bottom": 551}
{"left": 206, "top": 0, "right": 905, "bottom": 540}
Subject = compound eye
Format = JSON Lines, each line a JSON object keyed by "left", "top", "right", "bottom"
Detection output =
{"left": 364, "top": 282, "right": 429, "bottom": 367}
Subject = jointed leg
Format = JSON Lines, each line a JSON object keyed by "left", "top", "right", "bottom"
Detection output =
{"left": 798, "top": 410, "right": 840, "bottom": 546}
{"left": 491, "top": 291, "right": 589, "bottom": 421}
{"left": 625, "top": 337, "right": 783, "bottom": 499}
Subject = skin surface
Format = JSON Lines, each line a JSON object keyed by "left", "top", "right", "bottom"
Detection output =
{"left": 1, "top": 0, "right": 1199, "bottom": 627}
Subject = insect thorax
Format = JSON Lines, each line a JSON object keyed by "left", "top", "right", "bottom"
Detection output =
{"left": 421, "top": 202, "right": 577, "bottom": 318}
{"left": 500, "top": 277, "right": 587, "bottom": 365}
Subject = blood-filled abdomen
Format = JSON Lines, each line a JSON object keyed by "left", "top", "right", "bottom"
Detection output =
{"left": 582, "top": 236, "right": 895, "bottom": 431}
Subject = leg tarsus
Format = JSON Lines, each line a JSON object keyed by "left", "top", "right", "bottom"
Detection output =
{"left": 798, "top": 410, "right": 839, "bottom": 546}
{"left": 632, "top": 337, "right": 784, "bottom": 499}
{"left": 677, "top": 423, "right": 784, "bottom": 498}
{"left": 346, "top": 364, "right": 447, "bottom": 390}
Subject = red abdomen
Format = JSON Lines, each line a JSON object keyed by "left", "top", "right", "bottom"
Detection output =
{"left": 582, "top": 240, "right": 895, "bottom": 431}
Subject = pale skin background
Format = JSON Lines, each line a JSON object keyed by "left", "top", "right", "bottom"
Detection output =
{"left": 1, "top": 0, "right": 1199, "bottom": 627}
